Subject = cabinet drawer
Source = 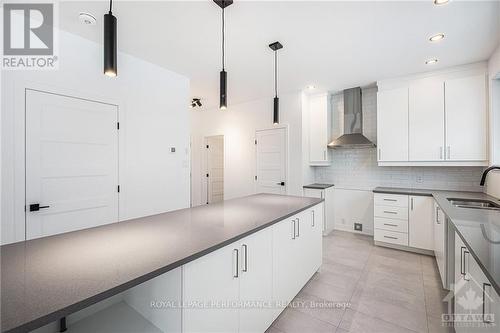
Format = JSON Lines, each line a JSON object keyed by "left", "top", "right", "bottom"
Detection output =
{"left": 374, "top": 217, "right": 408, "bottom": 233}
{"left": 374, "top": 193, "right": 408, "bottom": 207}
{"left": 374, "top": 229, "right": 409, "bottom": 246}
{"left": 374, "top": 205, "right": 408, "bottom": 220}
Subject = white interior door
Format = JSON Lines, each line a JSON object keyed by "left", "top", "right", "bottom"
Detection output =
{"left": 26, "top": 90, "right": 119, "bottom": 240}
{"left": 255, "top": 127, "right": 287, "bottom": 195}
{"left": 205, "top": 135, "right": 224, "bottom": 204}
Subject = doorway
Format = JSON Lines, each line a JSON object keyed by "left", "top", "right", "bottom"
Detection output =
{"left": 255, "top": 127, "right": 287, "bottom": 195}
{"left": 204, "top": 135, "right": 224, "bottom": 204}
{"left": 25, "top": 89, "right": 119, "bottom": 239}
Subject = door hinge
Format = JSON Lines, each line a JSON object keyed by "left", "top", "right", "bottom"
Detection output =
{"left": 254, "top": 139, "right": 257, "bottom": 145}
{"left": 117, "top": 122, "right": 120, "bottom": 130}
{"left": 117, "top": 185, "right": 120, "bottom": 193}
{"left": 206, "top": 145, "right": 209, "bottom": 149}
{"left": 206, "top": 173, "right": 209, "bottom": 177}
{"left": 255, "top": 175, "right": 257, "bottom": 181}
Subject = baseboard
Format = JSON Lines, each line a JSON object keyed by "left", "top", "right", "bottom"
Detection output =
{"left": 374, "top": 241, "right": 435, "bottom": 256}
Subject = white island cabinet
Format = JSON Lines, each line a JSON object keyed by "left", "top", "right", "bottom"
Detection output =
{"left": 182, "top": 202, "right": 324, "bottom": 333}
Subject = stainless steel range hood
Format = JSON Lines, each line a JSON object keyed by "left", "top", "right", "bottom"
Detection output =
{"left": 328, "top": 87, "right": 376, "bottom": 149}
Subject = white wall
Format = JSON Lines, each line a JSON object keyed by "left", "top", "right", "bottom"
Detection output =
{"left": 1, "top": 30, "right": 191, "bottom": 244}
{"left": 190, "top": 92, "right": 309, "bottom": 207}
{"left": 486, "top": 43, "right": 500, "bottom": 198}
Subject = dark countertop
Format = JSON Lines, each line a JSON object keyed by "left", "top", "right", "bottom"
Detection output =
{"left": 1, "top": 194, "right": 322, "bottom": 333}
{"left": 303, "top": 183, "right": 334, "bottom": 190}
{"left": 373, "top": 187, "right": 500, "bottom": 295}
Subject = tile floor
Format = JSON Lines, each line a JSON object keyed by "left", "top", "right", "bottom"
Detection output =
{"left": 266, "top": 231, "right": 453, "bottom": 333}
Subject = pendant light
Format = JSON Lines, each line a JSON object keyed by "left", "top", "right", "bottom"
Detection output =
{"left": 269, "top": 41, "right": 283, "bottom": 124}
{"left": 104, "top": 0, "right": 117, "bottom": 77}
{"left": 214, "top": 0, "right": 233, "bottom": 109}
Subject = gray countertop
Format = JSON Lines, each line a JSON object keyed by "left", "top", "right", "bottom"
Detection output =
{"left": 1, "top": 194, "right": 322, "bottom": 333}
{"left": 373, "top": 187, "right": 500, "bottom": 295}
{"left": 303, "top": 183, "right": 334, "bottom": 190}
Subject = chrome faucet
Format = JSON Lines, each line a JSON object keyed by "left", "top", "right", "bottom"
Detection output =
{"left": 480, "top": 166, "right": 500, "bottom": 186}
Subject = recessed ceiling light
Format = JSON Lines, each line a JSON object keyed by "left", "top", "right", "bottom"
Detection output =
{"left": 433, "top": 0, "right": 449, "bottom": 5}
{"left": 306, "top": 85, "right": 316, "bottom": 90}
{"left": 425, "top": 58, "right": 439, "bottom": 65}
{"left": 429, "top": 33, "right": 445, "bottom": 42}
{"left": 79, "top": 12, "right": 97, "bottom": 25}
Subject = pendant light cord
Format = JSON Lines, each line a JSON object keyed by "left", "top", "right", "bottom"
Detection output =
{"left": 222, "top": 6, "right": 225, "bottom": 70}
{"left": 274, "top": 51, "right": 278, "bottom": 98}
{"left": 109, "top": 0, "right": 113, "bottom": 14}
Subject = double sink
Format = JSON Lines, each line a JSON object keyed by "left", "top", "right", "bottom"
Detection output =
{"left": 448, "top": 198, "right": 500, "bottom": 211}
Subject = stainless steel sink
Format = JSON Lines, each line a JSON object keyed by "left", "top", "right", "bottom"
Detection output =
{"left": 448, "top": 198, "right": 500, "bottom": 211}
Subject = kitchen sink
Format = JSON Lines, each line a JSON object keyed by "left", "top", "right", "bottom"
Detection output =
{"left": 448, "top": 198, "right": 500, "bottom": 211}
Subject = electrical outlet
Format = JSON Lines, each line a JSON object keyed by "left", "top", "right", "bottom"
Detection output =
{"left": 354, "top": 223, "right": 363, "bottom": 232}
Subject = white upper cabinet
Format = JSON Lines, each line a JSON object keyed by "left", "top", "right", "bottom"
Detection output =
{"left": 445, "top": 74, "right": 488, "bottom": 161}
{"left": 308, "top": 94, "right": 330, "bottom": 166}
{"left": 377, "top": 64, "right": 489, "bottom": 166}
{"left": 409, "top": 78, "right": 445, "bottom": 162}
{"left": 377, "top": 87, "right": 409, "bottom": 162}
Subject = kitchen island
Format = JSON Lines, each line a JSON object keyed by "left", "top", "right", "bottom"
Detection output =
{"left": 1, "top": 194, "right": 323, "bottom": 333}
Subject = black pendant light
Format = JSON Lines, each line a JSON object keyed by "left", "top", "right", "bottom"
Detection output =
{"left": 269, "top": 41, "right": 283, "bottom": 124}
{"left": 214, "top": 0, "right": 233, "bottom": 109}
{"left": 104, "top": 0, "right": 117, "bottom": 77}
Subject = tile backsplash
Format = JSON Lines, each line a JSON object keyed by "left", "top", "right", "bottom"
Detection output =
{"left": 314, "top": 87, "right": 484, "bottom": 192}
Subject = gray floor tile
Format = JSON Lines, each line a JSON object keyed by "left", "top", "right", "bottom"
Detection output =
{"left": 427, "top": 315, "right": 454, "bottom": 333}
{"left": 301, "top": 278, "right": 354, "bottom": 303}
{"left": 268, "top": 230, "right": 450, "bottom": 332}
{"left": 291, "top": 291, "right": 347, "bottom": 326}
{"left": 272, "top": 307, "right": 337, "bottom": 333}
{"left": 339, "top": 309, "right": 419, "bottom": 333}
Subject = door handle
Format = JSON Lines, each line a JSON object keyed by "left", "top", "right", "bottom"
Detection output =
{"left": 291, "top": 219, "right": 296, "bottom": 240}
{"left": 436, "top": 207, "right": 441, "bottom": 224}
{"left": 276, "top": 182, "right": 285, "bottom": 186}
{"left": 383, "top": 211, "right": 398, "bottom": 214}
{"left": 440, "top": 147, "right": 443, "bottom": 160}
{"left": 482, "top": 283, "right": 493, "bottom": 323}
{"left": 233, "top": 249, "right": 239, "bottom": 278}
{"left": 447, "top": 146, "right": 451, "bottom": 160}
{"left": 241, "top": 244, "right": 248, "bottom": 273}
{"left": 296, "top": 218, "right": 300, "bottom": 238}
{"left": 311, "top": 210, "right": 315, "bottom": 227}
{"left": 29, "top": 204, "right": 50, "bottom": 212}
{"left": 410, "top": 197, "right": 414, "bottom": 210}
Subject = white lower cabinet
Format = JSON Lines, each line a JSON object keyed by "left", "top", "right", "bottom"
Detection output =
{"left": 303, "top": 187, "right": 334, "bottom": 234}
{"left": 433, "top": 202, "right": 447, "bottom": 289}
{"left": 409, "top": 196, "right": 434, "bottom": 250}
{"left": 183, "top": 203, "right": 323, "bottom": 333}
{"left": 374, "top": 193, "right": 434, "bottom": 252}
{"left": 272, "top": 204, "right": 323, "bottom": 315}
{"left": 454, "top": 232, "right": 499, "bottom": 333}
{"left": 182, "top": 241, "right": 240, "bottom": 333}
{"left": 239, "top": 230, "right": 274, "bottom": 333}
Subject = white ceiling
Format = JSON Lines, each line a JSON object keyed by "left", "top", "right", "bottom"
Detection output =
{"left": 60, "top": 0, "right": 500, "bottom": 109}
